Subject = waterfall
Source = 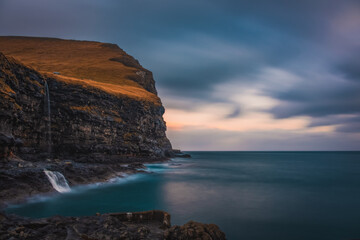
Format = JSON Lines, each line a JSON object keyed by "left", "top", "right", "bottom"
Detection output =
{"left": 44, "top": 81, "right": 52, "bottom": 156}
{"left": 44, "top": 170, "right": 71, "bottom": 193}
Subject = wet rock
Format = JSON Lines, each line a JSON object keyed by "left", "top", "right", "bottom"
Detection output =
{"left": 14, "top": 138, "right": 23, "bottom": 147}
{"left": 164, "top": 221, "right": 226, "bottom": 240}
{"left": 172, "top": 149, "right": 191, "bottom": 158}
{"left": 0, "top": 155, "right": 167, "bottom": 205}
{"left": 0, "top": 133, "right": 14, "bottom": 146}
{"left": 174, "top": 153, "right": 191, "bottom": 158}
{"left": 0, "top": 211, "right": 225, "bottom": 240}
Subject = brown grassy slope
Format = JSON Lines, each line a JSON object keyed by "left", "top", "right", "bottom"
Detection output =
{"left": 0, "top": 36, "right": 160, "bottom": 104}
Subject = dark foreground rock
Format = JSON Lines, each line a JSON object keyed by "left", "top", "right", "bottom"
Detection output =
{"left": 173, "top": 153, "right": 191, "bottom": 158}
{"left": 164, "top": 221, "right": 226, "bottom": 240}
{"left": 0, "top": 210, "right": 226, "bottom": 240}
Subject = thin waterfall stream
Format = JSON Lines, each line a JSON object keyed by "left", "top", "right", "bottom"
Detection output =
{"left": 44, "top": 81, "right": 52, "bottom": 156}
{"left": 43, "top": 82, "right": 71, "bottom": 193}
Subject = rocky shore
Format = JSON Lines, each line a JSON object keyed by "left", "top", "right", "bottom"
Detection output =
{"left": 0, "top": 151, "right": 158, "bottom": 207}
{"left": 0, "top": 154, "right": 229, "bottom": 240}
{"left": 0, "top": 153, "right": 229, "bottom": 240}
{"left": 1, "top": 210, "right": 225, "bottom": 240}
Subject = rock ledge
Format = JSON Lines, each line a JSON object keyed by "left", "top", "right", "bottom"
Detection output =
{"left": 0, "top": 210, "right": 226, "bottom": 240}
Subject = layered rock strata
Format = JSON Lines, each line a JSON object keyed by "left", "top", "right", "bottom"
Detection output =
{"left": 0, "top": 50, "right": 172, "bottom": 161}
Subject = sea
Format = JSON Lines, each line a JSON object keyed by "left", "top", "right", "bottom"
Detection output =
{"left": 6, "top": 151, "right": 360, "bottom": 240}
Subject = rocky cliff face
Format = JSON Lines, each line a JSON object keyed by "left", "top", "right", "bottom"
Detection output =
{"left": 0, "top": 47, "right": 172, "bottom": 161}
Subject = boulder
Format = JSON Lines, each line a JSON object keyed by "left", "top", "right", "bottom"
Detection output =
{"left": 164, "top": 221, "right": 226, "bottom": 240}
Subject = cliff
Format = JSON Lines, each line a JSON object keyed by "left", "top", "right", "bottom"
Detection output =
{"left": 0, "top": 37, "right": 224, "bottom": 239}
{"left": 0, "top": 36, "right": 172, "bottom": 161}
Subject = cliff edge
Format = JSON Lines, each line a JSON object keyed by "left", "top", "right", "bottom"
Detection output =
{"left": 0, "top": 36, "right": 172, "bottom": 161}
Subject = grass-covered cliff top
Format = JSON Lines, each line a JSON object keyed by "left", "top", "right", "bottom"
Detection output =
{"left": 0, "top": 36, "right": 160, "bottom": 105}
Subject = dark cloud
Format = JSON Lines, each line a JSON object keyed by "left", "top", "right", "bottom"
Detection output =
{"left": 155, "top": 58, "right": 259, "bottom": 97}
{"left": 336, "top": 122, "right": 360, "bottom": 133}
{"left": 225, "top": 107, "right": 241, "bottom": 119}
{"left": 309, "top": 116, "right": 360, "bottom": 128}
{"left": 1, "top": 0, "right": 360, "bottom": 148}
{"left": 336, "top": 55, "right": 360, "bottom": 82}
{"left": 308, "top": 116, "right": 360, "bottom": 133}
{"left": 270, "top": 87, "right": 360, "bottom": 118}
{"left": 269, "top": 69, "right": 360, "bottom": 132}
{"left": 0, "top": 0, "right": 341, "bottom": 99}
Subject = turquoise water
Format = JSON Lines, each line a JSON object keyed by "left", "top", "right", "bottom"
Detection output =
{"left": 6, "top": 152, "right": 360, "bottom": 239}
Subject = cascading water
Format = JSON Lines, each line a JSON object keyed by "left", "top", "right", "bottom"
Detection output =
{"left": 43, "top": 82, "right": 70, "bottom": 193}
{"left": 44, "top": 81, "right": 52, "bottom": 156}
{"left": 44, "top": 170, "right": 71, "bottom": 193}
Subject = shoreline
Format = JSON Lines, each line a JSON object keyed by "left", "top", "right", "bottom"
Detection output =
{"left": 0, "top": 154, "right": 227, "bottom": 240}
{"left": 1, "top": 209, "right": 226, "bottom": 239}
{"left": 0, "top": 154, "right": 170, "bottom": 208}
{"left": 1, "top": 155, "right": 227, "bottom": 239}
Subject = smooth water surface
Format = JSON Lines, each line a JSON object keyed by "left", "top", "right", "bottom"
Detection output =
{"left": 6, "top": 152, "right": 360, "bottom": 239}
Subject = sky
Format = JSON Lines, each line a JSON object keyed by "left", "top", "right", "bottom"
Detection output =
{"left": 1, "top": 0, "right": 360, "bottom": 150}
